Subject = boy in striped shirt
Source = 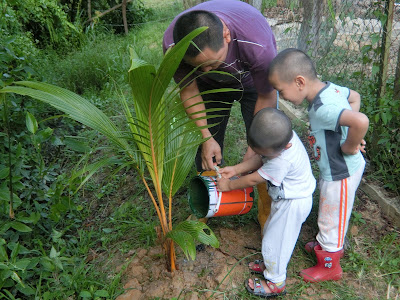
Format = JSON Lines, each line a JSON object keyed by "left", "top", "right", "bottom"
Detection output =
{"left": 268, "top": 48, "right": 369, "bottom": 283}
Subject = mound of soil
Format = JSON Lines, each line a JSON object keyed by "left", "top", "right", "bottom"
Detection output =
{"left": 115, "top": 224, "right": 261, "bottom": 300}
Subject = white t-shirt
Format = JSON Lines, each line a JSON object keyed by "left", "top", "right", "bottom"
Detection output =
{"left": 257, "top": 131, "right": 316, "bottom": 200}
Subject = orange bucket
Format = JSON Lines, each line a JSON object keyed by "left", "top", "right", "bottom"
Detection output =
{"left": 188, "top": 171, "right": 254, "bottom": 218}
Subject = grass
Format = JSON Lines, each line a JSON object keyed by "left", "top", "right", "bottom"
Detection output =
{"left": 24, "top": 0, "right": 400, "bottom": 298}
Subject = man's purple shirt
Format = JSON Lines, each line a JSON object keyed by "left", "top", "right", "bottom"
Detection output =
{"left": 163, "top": 0, "right": 277, "bottom": 94}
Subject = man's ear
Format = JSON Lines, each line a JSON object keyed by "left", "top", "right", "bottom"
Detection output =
{"left": 295, "top": 76, "right": 306, "bottom": 89}
{"left": 284, "top": 143, "right": 292, "bottom": 150}
{"left": 223, "top": 25, "right": 231, "bottom": 43}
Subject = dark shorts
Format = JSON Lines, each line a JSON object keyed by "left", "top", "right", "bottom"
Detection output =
{"left": 195, "top": 81, "right": 258, "bottom": 171}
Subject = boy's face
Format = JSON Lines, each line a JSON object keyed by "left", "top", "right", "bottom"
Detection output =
{"left": 269, "top": 72, "right": 305, "bottom": 106}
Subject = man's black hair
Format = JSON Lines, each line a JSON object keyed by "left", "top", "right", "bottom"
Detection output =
{"left": 268, "top": 48, "right": 317, "bottom": 83}
{"left": 248, "top": 108, "right": 293, "bottom": 151}
{"left": 173, "top": 10, "right": 224, "bottom": 58}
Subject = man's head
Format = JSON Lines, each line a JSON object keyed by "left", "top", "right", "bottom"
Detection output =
{"left": 268, "top": 48, "right": 317, "bottom": 105}
{"left": 173, "top": 10, "right": 231, "bottom": 72}
{"left": 248, "top": 107, "right": 293, "bottom": 159}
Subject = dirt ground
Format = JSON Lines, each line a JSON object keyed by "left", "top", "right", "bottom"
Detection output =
{"left": 112, "top": 187, "right": 398, "bottom": 300}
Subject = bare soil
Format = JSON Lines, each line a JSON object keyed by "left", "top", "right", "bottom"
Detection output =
{"left": 112, "top": 187, "right": 398, "bottom": 300}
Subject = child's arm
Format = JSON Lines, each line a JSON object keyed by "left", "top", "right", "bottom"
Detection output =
{"left": 216, "top": 155, "right": 264, "bottom": 191}
{"left": 218, "top": 154, "right": 263, "bottom": 178}
{"left": 216, "top": 171, "right": 265, "bottom": 192}
{"left": 339, "top": 109, "right": 369, "bottom": 155}
{"left": 347, "top": 89, "right": 361, "bottom": 112}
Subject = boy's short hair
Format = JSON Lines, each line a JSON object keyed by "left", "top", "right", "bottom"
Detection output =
{"left": 173, "top": 10, "right": 224, "bottom": 58}
{"left": 268, "top": 48, "right": 317, "bottom": 82}
{"left": 248, "top": 108, "right": 293, "bottom": 151}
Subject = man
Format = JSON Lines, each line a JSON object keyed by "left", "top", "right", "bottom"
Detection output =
{"left": 163, "top": 0, "right": 277, "bottom": 171}
{"left": 163, "top": 0, "right": 277, "bottom": 230}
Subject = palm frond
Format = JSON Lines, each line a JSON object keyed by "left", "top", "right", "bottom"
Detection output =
{"left": 1, "top": 82, "right": 132, "bottom": 155}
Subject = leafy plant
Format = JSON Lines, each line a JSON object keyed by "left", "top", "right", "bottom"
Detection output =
{"left": 0, "top": 27, "right": 235, "bottom": 272}
{"left": 4, "top": 0, "right": 82, "bottom": 50}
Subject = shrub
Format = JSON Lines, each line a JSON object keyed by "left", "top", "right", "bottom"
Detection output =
{"left": 4, "top": 0, "right": 82, "bottom": 51}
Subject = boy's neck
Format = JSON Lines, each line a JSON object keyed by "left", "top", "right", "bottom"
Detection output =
{"left": 306, "top": 80, "right": 326, "bottom": 103}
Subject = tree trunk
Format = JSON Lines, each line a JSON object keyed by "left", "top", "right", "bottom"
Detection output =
{"left": 394, "top": 42, "right": 400, "bottom": 100}
{"left": 88, "top": 0, "right": 92, "bottom": 23}
{"left": 122, "top": 0, "right": 128, "bottom": 35}
{"left": 379, "top": 0, "right": 395, "bottom": 98}
{"left": 297, "top": 0, "right": 325, "bottom": 56}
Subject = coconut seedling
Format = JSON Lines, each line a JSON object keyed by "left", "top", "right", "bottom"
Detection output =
{"left": 0, "top": 27, "right": 242, "bottom": 272}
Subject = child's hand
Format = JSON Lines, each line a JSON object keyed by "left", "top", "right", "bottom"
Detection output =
{"left": 218, "top": 166, "right": 236, "bottom": 179}
{"left": 341, "top": 142, "right": 359, "bottom": 155}
{"left": 341, "top": 139, "right": 367, "bottom": 155}
{"left": 359, "top": 139, "right": 367, "bottom": 153}
{"left": 216, "top": 177, "right": 231, "bottom": 192}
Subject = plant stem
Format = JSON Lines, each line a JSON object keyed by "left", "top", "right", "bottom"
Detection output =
{"left": 2, "top": 94, "right": 14, "bottom": 219}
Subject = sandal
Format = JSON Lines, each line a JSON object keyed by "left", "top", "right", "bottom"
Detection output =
{"left": 245, "top": 278, "right": 286, "bottom": 298}
{"left": 248, "top": 260, "right": 265, "bottom": 274}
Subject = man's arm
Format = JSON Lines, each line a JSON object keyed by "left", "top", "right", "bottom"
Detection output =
{"left": 254, "top": 89, "right": 278, "bottom": 113}
{"left": 180, "top": 80, "right": 222, "bottom": 170}
{"left": 339, "top": 109, "right": 369, "bottom": 155}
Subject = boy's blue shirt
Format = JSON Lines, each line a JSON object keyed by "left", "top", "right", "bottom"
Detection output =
{"left": 307, "top": 82, "right": 364, "bottom": 181}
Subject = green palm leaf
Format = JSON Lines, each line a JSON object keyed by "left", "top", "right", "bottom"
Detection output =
{"left": 166, "top": 220, "right": 219, "bottom": 260}
{"left": 126, "top": 27, "right": 209, "bottom": 197}
{"left": 166, "top": 230, "right": 196, "bottom": 261}
{"left": 1, "top": 82, "right": 131, "bottom": 155}
{"left": 174, "top": 220, "right": 219, "bottom": 248}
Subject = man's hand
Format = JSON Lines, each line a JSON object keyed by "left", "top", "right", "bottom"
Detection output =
{"left": 201, "top": 137, "right": 222, "bottom": 170}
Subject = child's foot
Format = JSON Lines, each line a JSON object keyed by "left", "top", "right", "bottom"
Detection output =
{"left": 245, "top": 278, "right": 286, "bottom": 298}
{"left": 248, "top": 260, "right": 266, "bottom": 274}
{"left": 305, "top": 241, "right": 344, "bottom": 258}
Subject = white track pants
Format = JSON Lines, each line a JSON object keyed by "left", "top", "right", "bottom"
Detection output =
{"left": 262, "top": 196, "right": 312, "bottom": 282}
{"left": 316, "top": 160, "right": 365, "bottom": 252}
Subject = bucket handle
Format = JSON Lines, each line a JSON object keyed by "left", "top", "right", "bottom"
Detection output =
{"left": 213, "top": 166, "right": 223, "bottom": 213}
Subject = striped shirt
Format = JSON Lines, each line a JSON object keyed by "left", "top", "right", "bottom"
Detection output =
{"left": 308, "top": 82, "right": 364, "bottom": 181}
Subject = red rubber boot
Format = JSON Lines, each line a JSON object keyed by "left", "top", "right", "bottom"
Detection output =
{"left": 305, "top": 241, "right": 344, "bottom": 258}
{"left": 300, "top": 245, "right": 343, "bottom": 283}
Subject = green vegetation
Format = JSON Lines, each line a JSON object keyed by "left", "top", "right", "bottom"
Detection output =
{"left": 0, "top": 0, "right": 398, "bottom": 299}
